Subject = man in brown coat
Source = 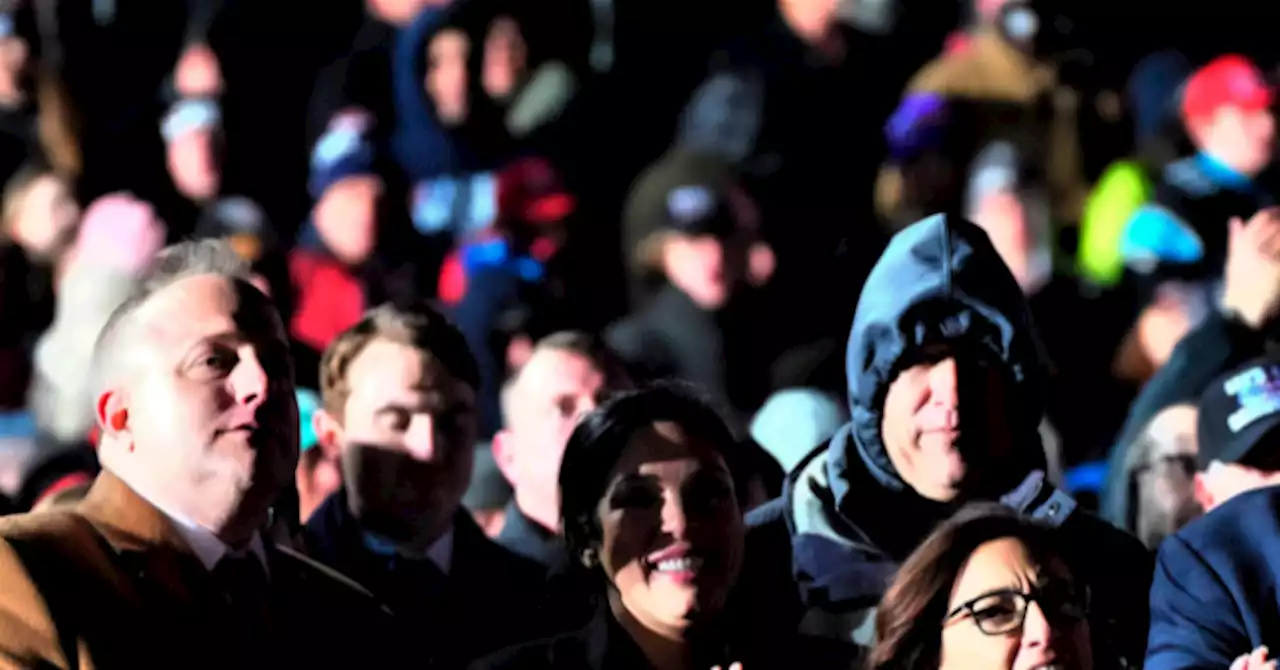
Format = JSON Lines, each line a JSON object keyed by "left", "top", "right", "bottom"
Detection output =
{"left": 0, "top": 239, "right": 398, "bottom": 669}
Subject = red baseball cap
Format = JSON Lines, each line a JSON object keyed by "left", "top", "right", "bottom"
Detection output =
{"left": 1181, "top": 55, "right": 1273, "bottom": 122}
{"left": 496, "top": 157, "right": 576, "bottom": 225}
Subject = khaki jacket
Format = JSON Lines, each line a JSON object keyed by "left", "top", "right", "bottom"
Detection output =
{"left": 0, "top": 472, "right": 398, "bottom": 669}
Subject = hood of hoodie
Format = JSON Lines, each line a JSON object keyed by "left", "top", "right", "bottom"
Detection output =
{"left": 392, "top": 5, "right": 483, "bottom": 181}
{"left": 779, "top": 215, "right": 1051, "bottom": 636}
{"left": 831, "top": 212, "right": 1049, "bottom": 504}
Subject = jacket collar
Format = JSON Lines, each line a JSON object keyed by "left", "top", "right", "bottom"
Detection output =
{"left": 77, "top": 470, "right": 193, "bottom": 556}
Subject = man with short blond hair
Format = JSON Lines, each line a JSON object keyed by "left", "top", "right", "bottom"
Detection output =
{"left": 303, "top": 300, "right": 547, "bottom": 667}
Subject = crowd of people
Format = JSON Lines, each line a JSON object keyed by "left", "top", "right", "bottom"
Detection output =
{"left": 2, "top": 0, "right": 1280, "bottom": 668}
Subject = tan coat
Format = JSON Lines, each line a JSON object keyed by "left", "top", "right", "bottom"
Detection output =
{"left": 0, "top": 472, "right": 399, "bottom": 670}
{"left": 877, "top": 30, "right": 1087, "bottom": 226}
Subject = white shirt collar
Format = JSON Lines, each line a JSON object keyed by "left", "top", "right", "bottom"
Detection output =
{"left": 167, "top": 513, "right": 270, "bottom": 576}
{"left": 135, "top": 486, "right": 270, "bottom": 576}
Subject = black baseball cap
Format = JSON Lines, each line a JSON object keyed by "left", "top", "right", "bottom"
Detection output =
{"left": 1197, "top": 354, "right": 1280, "bottom": 471}
{"left": 623, "top": 149, "right": 740, "bottom": 253}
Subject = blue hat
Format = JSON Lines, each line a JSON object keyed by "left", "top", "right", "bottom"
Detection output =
{"left": 161, "top": 98, "right": 221, "bottom": 142}
{"left": 308, "top": 111, "right": 377, "bottom": 199}
{"left": 885, "top": 92, "right": 949, "bottom": 163}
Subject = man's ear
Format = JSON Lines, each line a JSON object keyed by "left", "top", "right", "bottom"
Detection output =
{"left": 491, "top": 430, "right": 518, "bottom": 486}
{"left": 95, "top": 389, "right": 130, "bottom": 443}
{"left": 1193, "top": 469, "right": 1216, "bottom": 513}
{"left": 313, "top": 409, "right": 344, "bottom": 460}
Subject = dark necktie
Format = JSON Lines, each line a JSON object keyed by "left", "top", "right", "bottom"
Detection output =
{"left": 213, "top": 553, "right": 270, "bottom": 646}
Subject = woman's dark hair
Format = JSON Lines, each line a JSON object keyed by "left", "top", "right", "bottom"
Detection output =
{"left": 869, "top": 503, "right": 1069, "bottom": 670}
{"left": 558, "top": 381, "right": 739, "bottom": 566}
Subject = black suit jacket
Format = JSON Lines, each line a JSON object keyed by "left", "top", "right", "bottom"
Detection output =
{"left": 302, "top": 492, "right": 555, "bottom": 667}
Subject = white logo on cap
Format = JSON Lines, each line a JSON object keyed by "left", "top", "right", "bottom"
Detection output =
{"left": 667, "top": 185, "right": 714, "bottom": 223}
{"left": 1223, "top": 365, "right": 1280, "bottom": 433}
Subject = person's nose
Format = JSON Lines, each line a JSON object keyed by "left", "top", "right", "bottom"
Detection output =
{"left": 1019, "top": 601, "right": 1055, "bottom": 650}
{"left": 660, "top": 491, "right": 689, "bottom": 541}
{"left": 927, "top": 357, "right": 959, "bottom": 406}
{"left": 229, "top": 348, "right": 269, "bottom": 410}
{"left": 403, "top": 414, "right": 438, "bottom": 462}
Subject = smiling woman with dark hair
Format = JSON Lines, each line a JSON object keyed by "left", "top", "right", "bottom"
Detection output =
{"left": 472, "top": 381, "right": 852, "bottom": 670}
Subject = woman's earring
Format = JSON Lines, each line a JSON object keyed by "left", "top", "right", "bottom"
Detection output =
{"left": 580, "top": 548, "right": 599, "bottom": 568}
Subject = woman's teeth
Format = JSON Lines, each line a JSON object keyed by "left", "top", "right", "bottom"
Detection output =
{"left": 654, "top": 557, "right": 702, "bottom": 572}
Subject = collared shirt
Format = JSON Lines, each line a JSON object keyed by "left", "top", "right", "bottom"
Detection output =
{"left": 137, "top": 487, "right": 270, "bottom": 577}
{"left": 363, "top": 526, "right": 454, "bottom": 576}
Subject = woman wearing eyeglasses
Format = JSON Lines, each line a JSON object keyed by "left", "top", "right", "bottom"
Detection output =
{"left": 868, "top": 503, "right": 1093, "bottom": 670}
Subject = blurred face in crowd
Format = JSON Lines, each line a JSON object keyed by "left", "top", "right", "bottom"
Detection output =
{"left": 167, "top": 129, "right": 222, "bottom": 203}
{"left": 425, "top": 29, "right": 470, "bottom": 127}
{"left": 1191, "top": 105, "right": 1276, "bottom": 178}
{"left": 366, "top": 0, "right": 439, "bottom": 25}
{"left": 313, "top": 175, "right": 382, "bottom": 266}
{"left": 174, "top": 43, "right": 223, "bottom": 98}
{"left": 0, "top": 35, "right": 28, "bottom": 98}
{"left": 1135, "top": 283, "right": 1207, "bottom": 369}
{"left": 778, "top": 0, "right": 840, "bottom": 43}
{"left": 97, "top": 275, "right": 299, "bottom": 546}
{"left": 940, "top": 537, "right": 1093, "bottom": 670}
{"left": 482, "top": 15, "right": 527, "bottom": 101}
{"left": 8, "top": 173, "right": 80, "bottom": 261}
{"left": 1132, "top": 404, "right": 1201, "bottom": 548}
{"left": 1195, "top": 443, "right": 1280, "bottom": 513}
{"left": 495, "top": 348, "right": 606, "bottom": 531}
{"left": 662, "top": 233, "right": 748, "bottom": 310}
{"left": 321, "top": 338, "right": 477, "bottom": 547}
{"left": 970, "top": 188, "right": 1052, "bottom": 295}
{"left": 881, "top": 345, "right": 1014, "bottom": 502}
{"left": 597, "top": 421, "right": 743, "bottom": 638}
{"left": 975, "top": 0, "right": 1016, "bottom": 25}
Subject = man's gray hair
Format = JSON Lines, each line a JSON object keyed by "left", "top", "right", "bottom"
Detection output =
{"left": 92, "top": 238, "right": 255, "bottom": 389}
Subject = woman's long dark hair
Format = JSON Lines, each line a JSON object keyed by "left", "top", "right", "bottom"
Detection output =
{"left": 869, "top": 504, "right": 1066, "bottom": 670}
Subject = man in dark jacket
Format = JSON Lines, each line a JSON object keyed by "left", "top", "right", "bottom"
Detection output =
{"left": 1146, "top": 485, "right": 1280, "bottom": 668}
{"left": 300, "top": 301, "right": 548, "bottom": 667}
{"left": 738, "top": 213, "right": 1152, "bottom": 666}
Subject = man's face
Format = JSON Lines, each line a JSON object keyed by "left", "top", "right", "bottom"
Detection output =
{"left": 500, "top": 350, "right": 605, "bottom": 524}
{"left": 1196, "top": 459, "right": 1280, "bottom": 512}
{"left": 110, "top": 275, "right": 298, "bottom": 543}
{"left": 338, "top": 338, "right": 478, "bottom": 545}
{"left": 167, "top": 130, "right": 221, "bottom": 203}
{"left": 11, "top": 175, "right": 80, "bottom": 261}
{"left": 880, "top": 349, "right": 1013, "bottom": 502}
{"left": 425, "top": 29, "right": 470, "bottom": 127}
{"left": 1201, "top": 105, "right": 1276, "bottom": 177}
{"left": 313, "top": 176, "right": 381, "bottom": 266}
{"left": 779, "top": 0, "right": 840, "bottom": 42}
{"left": 663, "top": 233, "right": 750, "bottom": 310}
{"left": 1133, "top": 404, "right": 1201, "bottom": 547}
{"left": 482, "top": 15, "right": 527, "bottom": 101}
